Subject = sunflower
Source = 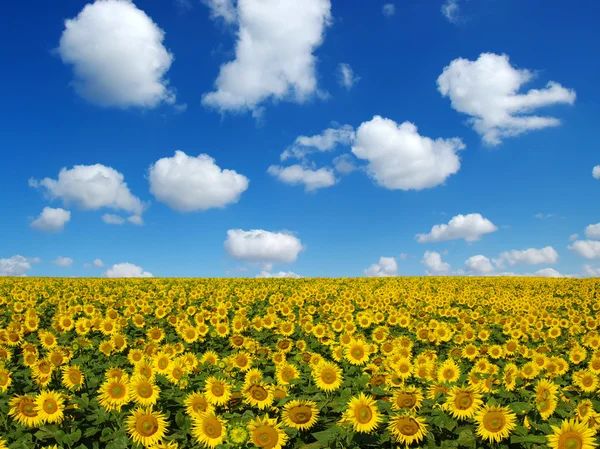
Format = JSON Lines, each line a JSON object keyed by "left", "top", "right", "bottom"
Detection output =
{"left": 547, "top": 418, "right": 597, "bottom": 449}
{"left": 0, "top": 438, "right": 8, "bottom": 449}
{"left": 130, "top": 375, "right": 160, "bottom": 406}
{"left": 437, "top": 358, "right": 461, "bottom": 384}
{"left": 475, "top": 405, "right": 517, "bottom": 443}
{"left": 313, "top": 361, "right": 343, "bottom": 392}
{"left": 243, "top": 383, "right": 274, "bottom": 410}
{"left": 98, "top": 377, "right": 130, "bottom": 412}
{"left": 243, "top": 368, "right": 264, "bottom": 389}
{"left": 8, "top": 394, "right": 42, "bottom": 427}
{"left": 201, "top": 351, "right": 219, "bottom": 366}
{"left": 184, "top": 392, "right": 214, "bottom": 419}
{"left": 126, "top": 407, "right": 168, "bottom": 448}
{"left": 152, "top": 352, "right": 172, "bottom": 374}
{"left": 388, "top": 414, "right": 428, "bottom": 445}
{"left": 444, "top": 386, "right": 483, "bottom": 420}
{"left": 0, "top": 366, "right": 12, "bottom": 392}
{"left": 248, "top": 415, "right": 288, "bottom": 449}
{"left": 166, "top": 361, "right": 185, "bottom": 385}
{"left": 575, "top": 399, "right": 594, "bottom": 422}
{"left": 391, "top": 386, "right": 424, "bottom": 411}
{"left": 343, "top": 393, "right": 382, "bottom": 433}
{"left": 204, "top": 377, "right": 232, "bottom": 406}
{"left": 281, "top": 400, "right": 319, "bottom": 430}
{"left": 573, "top": 370, "right": 599, "bottom": 393}
{"left": 226, "top": 423, "right": 250, "bottom": 446}
{"left": 344, "top": 339, "right": 371, "bottom": 366}
{"left": 192, "top": 411, "right": 227, "bottom": 449}
{"left": 61, "top": 365, "right": 84, "bottom": 391}
{"left": 275, "top": 363, "right": 299, "bottom": 386}
{"left": 34, "top": 390, "right": 65, "bottom": 424}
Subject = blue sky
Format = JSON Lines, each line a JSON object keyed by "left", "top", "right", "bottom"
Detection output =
{"left": 1, "top": 0, "right": 599, "bottom": 278}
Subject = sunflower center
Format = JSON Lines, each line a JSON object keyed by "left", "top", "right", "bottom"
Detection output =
{"left": 483, "top": 412, "right": 506, "bottom": 432}
{"left": 351, "top": 347, "right": 364, "bottom": 359}
{"left": 0, "top": 373, "right": 8, "bottom": 384}
{"left": 158, "top": 359, "right": 169, "bottom": 370}
{"left": 397, "top": 393, "right": 416, "bottom": 408}
{"left": 581, "top": 377, "right": 593, "bottom": 387}
{"left": 22, "top": 401, "right": 38, "bottom": 417}
{"left": 396, "top": 418, "right": 419, "bottom": 436}
{"left": 172, "top": 368, "right": 183, "bottom": 379}
{"left": 321, "top": 369, "right": 336, "bottom": 384}
{"left": 559, "top": 432, "right": 583, "bottom": 449}
{"left": 136, "top": 415, "right": 158, "bottom": 437}
{"left": 250, "top": 385, "right": 268, "bottom": 401}
{"left": 254, "top": 425, "right": 278, "bottom": 448}
{"left": 355, "top": 405, "right": 373, "bottom": 424}
{"left": 138, "top": 384, "right": 152, "bottom": 399}
{"left": 290, "top": 406, "right": 312, "bottom": 424}
{"left": 281, "top": 369, "right": 295, "bottom": 382}
{"left": 193, "top": 398, "right": 207, "bottom": 412}
{"left": 203, "top": 417, "right": 222, "bottom": 438}
{"left": 456, "top": 393, "right": 474, "bottom": 410}
{"left": 109, "top": 384, "right": 126, "bottom": 399}
{"left": 443, "top": 369, "right": 455, "bottom": 379}
{"left": 43, "top": 399, "right": 58, "bottom": 414}
{"left": 211, "top": 384, "right": 224, "bottom": 396}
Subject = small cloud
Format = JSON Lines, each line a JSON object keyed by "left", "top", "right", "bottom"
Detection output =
{"left": 102, "top": 214, "right": 125, "bottom": 225}
{"left": 93, "top": 258, "right": 104, "bottom": 267}
{"left": 569, "top": 233, "right": 579, "bottom": 242}
{"left": 337, "top": 63, "right": 360, "bottom": 90}
{"left": 128, "top": 215, "right": 144, "bottom": 226}
{"left": 441, "top": 0, "right": 460, "bottom": 23}
{"left": 382, "top": 4, "right": 395, "bottom": 17}
{"left": 30, "top": 207, "right": 71, "bottom": 232}
{"left": 53, "top": 256, "right": 73, "bottom": 268}
{"left": 593, "top": 165, "right": 600, "bottom": 179}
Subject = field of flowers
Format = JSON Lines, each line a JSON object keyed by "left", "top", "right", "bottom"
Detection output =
{"left": 0, "top": 277, "right": 599, "bottom": 449}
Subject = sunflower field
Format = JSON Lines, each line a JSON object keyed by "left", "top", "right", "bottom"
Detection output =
{"left": 0, "top": 277, "right": 599, "bottom": 449}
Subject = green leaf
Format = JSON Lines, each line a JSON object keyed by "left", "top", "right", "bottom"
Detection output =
{"left": 510, "top": 435, "right": 548, "bottom": 444}
{"left": 509, "top": 402, "right": 532, "bottom": 414}
{"left": 312, "top": 427, "right": 343, "bottom": 444}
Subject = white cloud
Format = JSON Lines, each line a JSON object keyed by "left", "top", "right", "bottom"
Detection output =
{"left": 256, "top": 270, "right": 302, "bottom": 278}
{"left": 352, "top": 116, "right": 465, "bottom": 190}
{"left": 584, "top": 223, "right": 600, "bottom": 240}
{"left": 465, "top": 255, "right": 495, "bottom": 274}
{"left": 267, "top": 164, "right": 337, "bottom": 192}
{"left": 593, "top": 165, "right": 600, "bottom": 180}
{"left": 337, "top": 63, "right": 360, "bottom": 90}
{"left": 128, "top": 215, "right": 144, "bottom": 226}
{"left": 148, "top": 151, "right": 249, "bottom": 212}
{"left": 437, "top": 53, "right": 576, "bottom": 145}
{"left": 281, "top": 124, "right": 355, "bottom": 161}
{"left": 534, "top": 213, "right": 555, "bottom": 219}
{"left": 105, "top": 262, "right": 153, "bottom": 278}
{"left": 398, "top": 253, "right": 409, "bottom": 260}
{"left": 365, "top": 257, "right": 398, "bottom": 277}
{"left": 102, "top": 214, "right": 125, "bottom": 225}
{"left": 582, "top": 265, "right": 600, "bottom": 277}
{"left": 332, "top": 154, "right": 358, "bottom": 175}
{"left": 57, "top": 0, "right": 176, "bottom": 108}
{"left": 416, "top": 213, "right": 498, "bottom": 243}
{"left": 533, "top": 268, "right": 563, "bottom": 278}
{"left": 225, "top": 229, "right": 304, "bottom": 264}
{"left": 570, "top": 233, "right": 579, "bottom": 242}
{"left": 441, "top": 0, "right": 460, "bottom": 23}
{"left": 202, "top": 0, "right": 237, "bottom": 23}
{"left": 569, "top": 240, "right": 600, "bottom": 259}
{"left": 31, "top": 164, "right": 144, "bottom": 215}
{"left": 202, "top": 0, "right": 332, "bottom": 116}
{"left": 497, "top": 246, "right": 559, "bottom": 266}
{"left": 29, "top": 257, "right": 42, "bottom": 264}
{"left": 93, "top": 258, "right": 104, "bottom": 267}
{"left": 30, "top": 207, "right": 71, "bottom": 232}
{"left": 0, "top": 255, "right": 32, "bottom": 276}
{"left": 53, "top": 257, "right": 73, "bottom": 268}
{"left": 382, "top": 4, "right": 395, "bottom": 17}
{"left": 421, "top": 251, "right": 451, "bottom": 275}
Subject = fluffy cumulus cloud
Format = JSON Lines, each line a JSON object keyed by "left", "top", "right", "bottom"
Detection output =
{"left": 337, "top": 63, "right": 360, "bottom": 90}
{"left": 497, "top": 246, "right": 559, "bottom": 266}
{"left": 364, "top": 257, "right": 398, "bottom": 277}
{"left": 0, "top": 255, "right": 32, "bottom": 276}
{"left": 53, "top": 257, "right": 73, "bottom": 267}
{"left": 421, "top": 251, "right": 451, "bottom": 275}
{"left": 93, "top": 258, "right": 104, "bottom": 267}
{"left": 30, "top": 207, "right": 71, "bottom": 232}
{"left": 281, "top": 124, "right": 355, "bottom": 161}
{"left": 267, "top": 165, "right": 337, "bottom": 192}
{"left": 569, "top": 240, "right": 600, "bottom": 259}
{"left": 256, "top": 270, "right": 302, "bottom": 278}
{"left": 416, "top": 213, "right": 498, "bottom": 243}
{"left": 225, "top": 229, "right": 304, "bottom": 264}
{"left": 582, "top": 265, "right": 600, "bottom": 277}
{"left": 102, "top": 214, "right": 125, "bottom": 225}
{"left": 105, "top": 262, "right": 153, "bottom": 278}
{"left": 465, "top": 255, "right": 495, "bottom": 274}
{"left": 382, "top": 4, "right": 395, "bottom": 17}
{"left": 57, "top": 0, "right": 176, "bottom": 108}
{"left": 584, "top": 223, "right": 600, "bottom": 239}
{"left": 30, "top": 164, "right": 145, "bottom": 215}
{"left": 203, "top": 0, "right": 237, "bottom": 23}
{"left": 202, "top": 0, "right": 332, "bottom": 116}
{"left": 533, "top": 268, "right": 564, "bottom": 278}
{"left": 333, "top": 154, "right": 358, "bottom": 175}
{"left": 437, "top": 53, "right": 576, "bottom": 145}
{"left": 148, "top": 151, "right": 249, "bottom": 212}
{"left": 593, "top": 165, "right": 600, "bottom": 179}
{"left": 352, "top": 116, "right": 465, "bottom": 190}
